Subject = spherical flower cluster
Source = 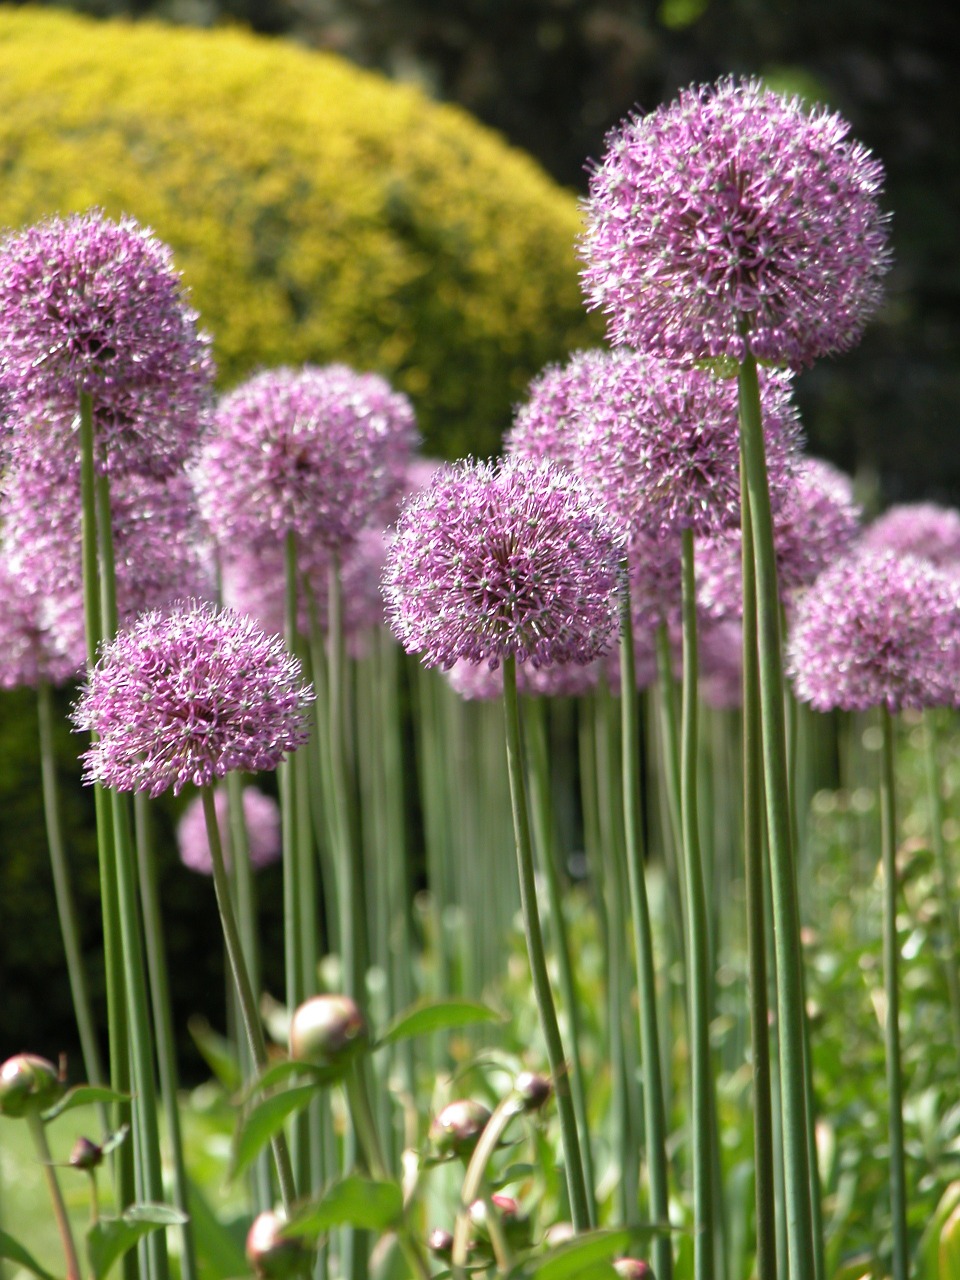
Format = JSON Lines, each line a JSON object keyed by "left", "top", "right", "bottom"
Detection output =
{"left": 862, "top": 502, "right": 960, "bottom": 569}
{"left": 581, "top": 76, "right": 891, "bottom": 368}
{"left": 574, "top": 351, "right": 801, "bottom": 541}
{"left": 0, "top": 557, "right": 78, "bottom": 689}
{"left": 505, "top": 349, "right": 612, "bottom": 469}
{"left": 383, "top": 456, "right": 624, "bottom": 671}
{"left": 73, "top": 601, "right": 314, "bottom": 796}
{"left": 4, "top": 463, "right": 213, "bottom": 669}
{"left": 177, "top": 785, "right": 281, "bottom": 875}
{"left": 444, "top": 653, "right": 604, "bottom": 701}
{"left": 697, "top": 456, "right": 861, "bottom": 620}
{"left": 197, "top": 364, "right": 418, "bottom": 554}
{"left": 0, "top": 210, "right": 214, "bottom": 476}
{"left": 786, "top": 549, "right": 960, "bottom": 712}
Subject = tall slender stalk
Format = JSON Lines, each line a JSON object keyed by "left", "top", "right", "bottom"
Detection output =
{"left": 678, "top": 529, "right": 716, "bottom": 1280}
{"left": 26, "top": 1111, "right": 81, "bottom": 1280}
{"left": 36, "top": 680, "right": 106, "bottom": 1105}
{"left": 501, "top": 654, "right": 591, "bottom": 1231}
{"left": 879, "top": 706, "right": 908, "bottom": 1280}
{"left": 201, "top": 784, "right": 297, "bottom": 1212}
{"left": 922, "top": 710, "right": 960, "bottom": 1067}
{"left": 619, "top": 576, "right": 673, "bottom": 1280}
{"left": 738, "top": 351, "right": 815, "bottom": 1280}
{"left": 739, "top": 469, "right": 777, "bottom": 1280}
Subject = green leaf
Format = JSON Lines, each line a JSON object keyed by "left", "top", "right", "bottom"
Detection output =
{"left": 87, "top": 1204, "right": 188, "bottom": 1280}
{"left": 42, "top": 1084, "right": 130, "bottom": 1122}
{"left": 229, "top": 1083, "right": 317, "bottom": 1182}
{"left": 188, "top": 1015, "right": 242, "bottom": 1093}
{"left": 238, "top": 1057, "right": 335, "bottom": 1103}
{"left": 941, "top": 1203, "right": 960, "bottom": 1280}
{"left": 523, "top": 1229, "right": 632, "bottom": 1280}
{"left": 283, "top": 1175, "right": 404, "bottom": 1235}
{"left": 378, "top": 998, "right": 502, "bottom": 1047}
{"left": 186, "top": 1179, "right": 248, "bottom": 1280}
{"left": 0, "top": 1228, "right": 59, "bottom": 1280}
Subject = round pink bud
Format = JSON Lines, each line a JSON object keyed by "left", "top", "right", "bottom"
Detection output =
{"left": 289, "top": 995, "right": 368, "bottom": 1071}
{"left": 0, "top": 1054, "right": 64, "bottom": 1118}
{"left": 245, "top": 1211, "right": 308, "bottom": 1280}
{"left": 429, "top": 1099, "right": 492, "bottom": 1159}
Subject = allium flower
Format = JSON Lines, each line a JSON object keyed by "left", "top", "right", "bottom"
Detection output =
{"left": 505, "top": 350, "right": 612, "bottom": 469}
{"left": 197, "top": 364, "right": 418, "bottom": 554}
{"left": 0, "top": 210, "right": 214, "bottom": 476}
{"left": 383, "top": 456, "right": 623, "bottom": 670}
{"left": 177, "top": 785, "right": 281, "bottom": 875}
{"left": 445, "top": 654, "right": 604, "bottom": 701}
{"left": 73, "top": 602, "right": 314, "bottom": 796}
{"left": 573, "top": 351, "right": 801, "bottom": 541}
{"left": 581, "top": 76, "right": 891, "bottom": 368}
{"left": 786, "top": 549, "right": 960, "bottom": 712}
{"left": 698, "top": 456, "right": 862, "bottom": 620}
{"left": 4, "top": 461, "right": 213, "bottom": 668}
{"left": 0, "top": 557, "right": 78, "bottom": 689}
{"left": 862, "top": 502, "right": 960, "bottom": 569}
{"left": 699, "top": 618, "right": 744, "bottom": 710}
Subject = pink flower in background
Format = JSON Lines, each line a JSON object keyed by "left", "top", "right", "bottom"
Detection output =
{"left": 177, "top": 785, "right": 281, "bottom": 875}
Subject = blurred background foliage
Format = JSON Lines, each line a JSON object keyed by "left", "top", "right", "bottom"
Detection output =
{"left": 1, "top": 0, "right": 958, "bottom": 1069}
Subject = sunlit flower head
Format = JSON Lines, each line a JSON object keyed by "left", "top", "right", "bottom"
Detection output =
{"left": 581, "top": 77, "right": 891, "bottom": 368}
{"left": 197, "top": 364, "right": 418, "bottom": 554}
{"left": 383, "top": 456, "right": 624, "bottom": 670}
{"left": 74, "top": 601, "right": 314, "bottom": 796}
{"left": 786, "top": 549, "right": 960, "bottom": 712}
{"left": 862, "top": 502, "right": 960, "bottom": 570}
{"left": 0, "top": 556, "right": 78, "bottom": 689}
{"left": 0, "top": 210, "right": 214, "bottom": 476}
{"left": 505, "top": 350, "right": 612, "bottom": 469}
{"left": 177, "top": 785, "right": 281, "bottom": 875}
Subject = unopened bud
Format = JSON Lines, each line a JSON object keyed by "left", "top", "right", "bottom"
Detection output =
{"left": 427, "top": 1228, "right": 454, "bottom": 1257}
{"left": 246, "top": 1211, "right": 308, "bottom": 1280}
{"left": 0, "top": 1054, "right": 64, "bottom": 1118}
{"left": 69, "top": 1136, "right": 103, "bottom": 1170}
{"left": 289, "top": 995, "right": 368, "bottom": 1071}
{"left": 613, "top": 1259, "right": 654, "bottom": 1280}
{"left": 515, "top": 1071, "right": 551, "bottom": 1111}
{"left": 429, "top": 1099, "right": 491, "bottom": 1159}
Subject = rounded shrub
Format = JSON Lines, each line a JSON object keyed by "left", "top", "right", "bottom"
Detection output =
{"left": 0, "top": 7, "right": 601, "bottom": 457}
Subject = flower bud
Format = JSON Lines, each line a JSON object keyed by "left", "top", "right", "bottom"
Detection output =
{"left": 515, "top": 1071, "right": 551, "bottom": 1112}
{"left": 246, "top": 1211, "right": 308, "bottom": 1280}
{"left": 69, "top": 1136, "right": 103, "bottom": 1170}
{"left": 0, "top": 1054, "right": 64, "bottom": 1118}
{"left": 614, "top": 1259, "right": 654, "bottom": 1280}
{"left": 289, "top": 995, "right": 368, "bottom": 1071}
{"left": 427, "top": 1228, "right": 454, "bottom": 1258}
{"left": 429, "top": 1099, "right": 491, "bottom": 1159}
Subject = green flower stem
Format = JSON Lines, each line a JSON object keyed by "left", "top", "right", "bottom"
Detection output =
{"left": 343, "top": 1063, "right": 431, "bottom": 1280}
{"left": 201, "top": 784, "right": 297, "bottom": 1212}
{"left": 739, "top": 467, "right": 777, "bottom": 1280}
{"left": 36, "top": 680, "right": 107, "bottom": 1106}
{"left": 738, "top": 351, "right": 816, "bottom": 1280}
{"left": 618, "top": 578, "right": 673, "bottom": 1280}
{"left": 501, "top": 654, "right": 590, "bottom": 1232}
{"left": 679, "top": 529, "right": 716, "bottom": 1280}
{"left": 451, "top": 1095, "right": 523, "bottom": 1275}
{"left": 879, "top": 706, "right": 908, "bottom": 1280}
{"left": 525, "top": 696, "right": 597, "bottom": 1227}
{"left": 133, "top": 793, "right": 198, "bottom": 1280}
{"left": 26, "top": 1110, "right": 81, "bottom": 1280}
{"left": 923, "top": 710, "right": 960, "bottom": 1066}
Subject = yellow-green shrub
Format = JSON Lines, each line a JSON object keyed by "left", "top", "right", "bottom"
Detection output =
{"left": 0, "top": 7, "right": 602, "bottom": 456}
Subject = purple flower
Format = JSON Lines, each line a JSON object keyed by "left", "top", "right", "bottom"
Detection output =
{"left": 4, "top": 461, "right": 213, "bottom": 670}
{"left": 177, "top": 785, "right": 281, "bottom": 875}
{"left": 73, "top": 601, "right": 314, "bottom": 796}
{"left": 862, "top": 502, "right": 960, "bottom": 570}
{"left": 786, "top": 549, "right": 960, "bottom": 712}
{"left": 0, "top": 211, "right": 214, "bottom": 476}
{"left": 572, "top": 351, "right": 801, "bottom": 541}
{"left": 698, "top": 618, "right": 743, "bottom": 710}
{"left": 197, "top": 365, "right": 418, "bottom": 555}
{"left": 383, "top": 456, "right": 624, "bottom": 670}
{"left": 698, "top": 456, "right": 862, "bottom": 620}
{"left": 505, "top": 350, "right": 612, "bottom": 469}
{"left": 0, "top": 556, "right": 78, "bottom": 689}
{"left": 445, "top": 654, "right": 604, "bottom": 701}
{"left": 581, "top": 77, "right": 891, "bottom": 368}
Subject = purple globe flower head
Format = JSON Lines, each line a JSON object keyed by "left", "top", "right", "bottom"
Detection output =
{"left": 862, "top": 502, "right": 960, "bottom": 570}
{"left": 581, "top": 76, "right": 891, "bottom": 369}
{"left": 505, "top": 349, "right": 613, "bottom": 469}
{"left": 0, "top": 555, "right": 79, "bottom": 689}
{"left": 786, "top": 548, "right": 960, "bottom": 713}
{"left": 698, "top": 456, "right": 862, "bottom": 620}
{"left": 4, "top": 460, "right": 214, "bottom": 669}
{"left": 197, "top": 364, "right": 418, "bottom": 556}
{"left": 445, "top": 653, "right": 604, "bottom": 701}
{"left": 73, "top": 601, "right": 314, "bottom": 797}
{"left": 573, "top": 351, "right": 801, "bottom": 541}
{"left": 383, "top": 455, "right": 624, "bottom": 671}
{"left": 0, "top": 210, "right": 214, "bottom": 477}
{"left": 177, "top": 785, "right": 281, "bottom": 875}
